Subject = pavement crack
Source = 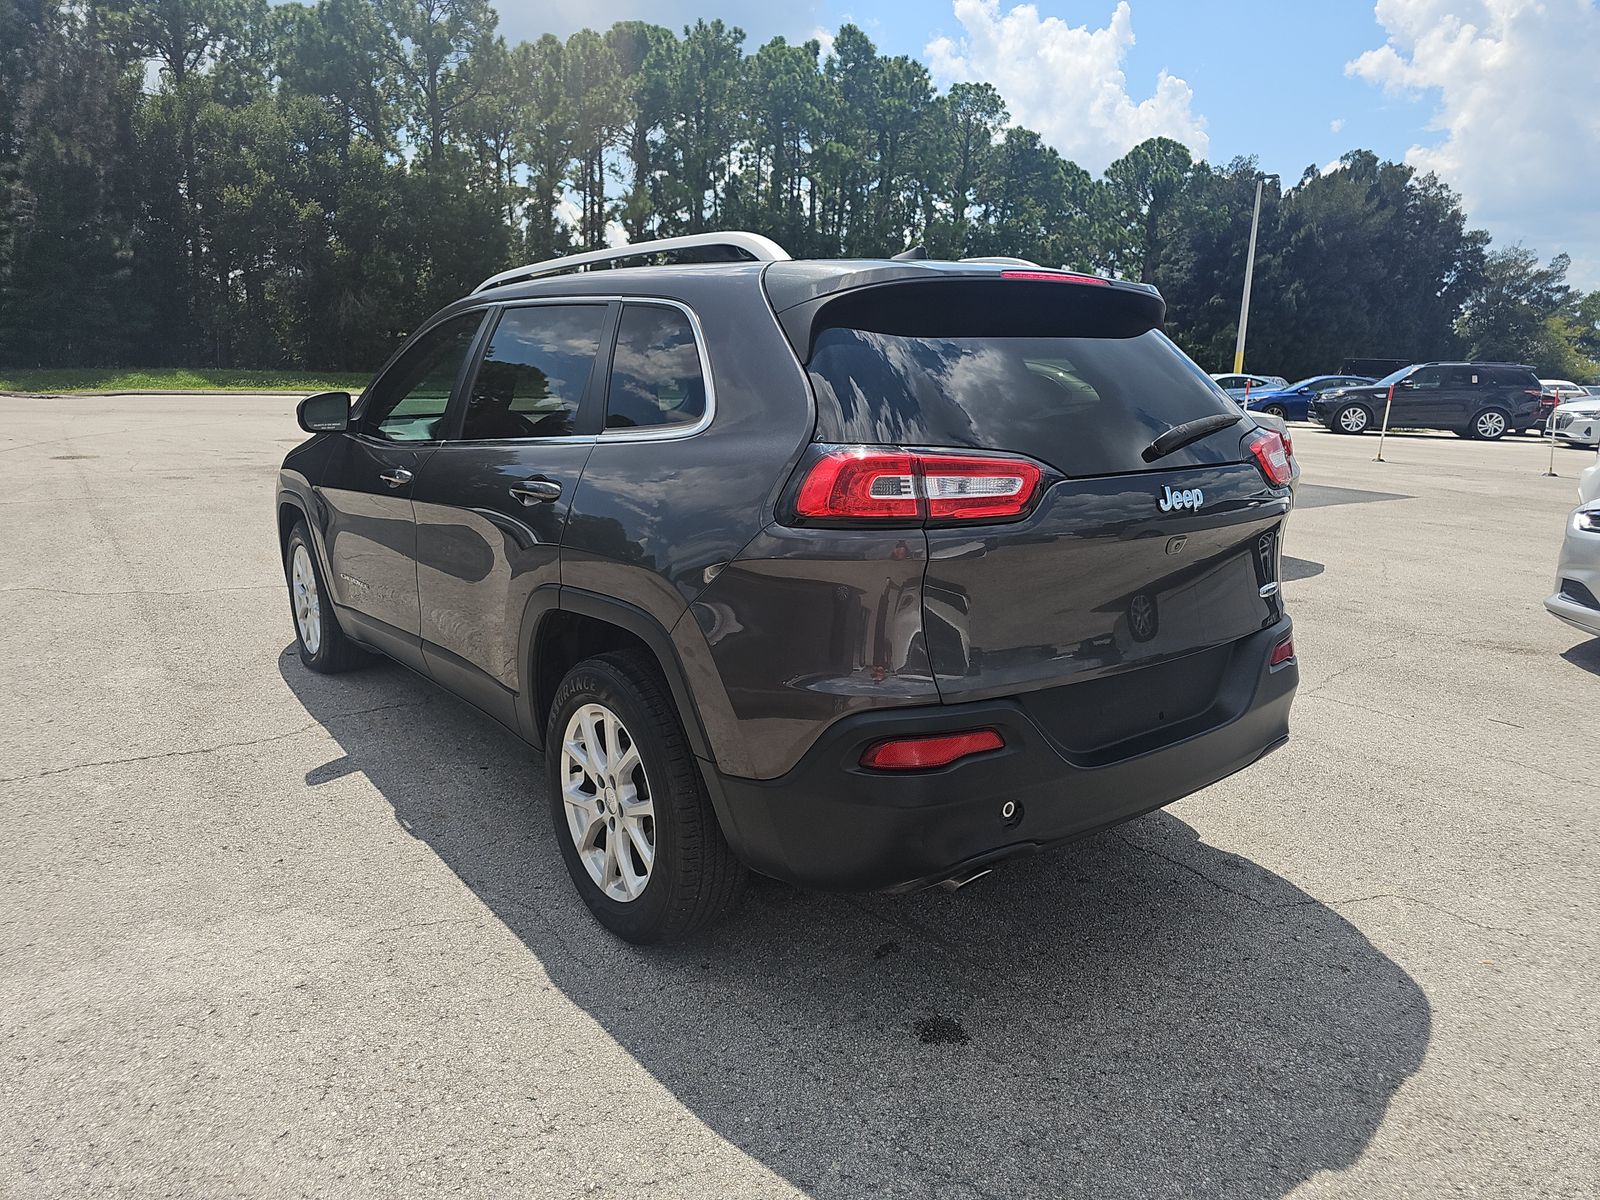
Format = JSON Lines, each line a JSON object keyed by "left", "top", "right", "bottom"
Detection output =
{"left": 1111, "top": 833, "right": 1266, "bottom": 905}
{"left": 0, "top": 585, "right": 275, "bottom": 598}
{"left": 0, "top": 699, "right": 430, "bottom": 784}
{"left": 1301, "top": 647, "right": 1400, "bottom": 698}
{"left": 1317, "top": 892, "right": 1525, "bottom": 934}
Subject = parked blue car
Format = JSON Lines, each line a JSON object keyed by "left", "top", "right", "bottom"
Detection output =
{"left": 1245, "top": 374, "right": 1376, "bottom": 421}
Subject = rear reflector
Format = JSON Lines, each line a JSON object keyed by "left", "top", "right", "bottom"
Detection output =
{"left": 1000, "top": 270, "right": 1110, "bottom": 285}
{"left": 860, "top": 729, "right": 1005, "bottom": 771}
{"left": 794, "top": 446, "right": 1043, "bottom": 525}
{"left": 1248, "top": 430, "right": 1294, "bottom": 486}
{"left": 1270, "top": 635, "right": 1295, "bottom": 666}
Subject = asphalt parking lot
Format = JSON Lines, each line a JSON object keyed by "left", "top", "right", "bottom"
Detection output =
{"left": 2, "top": 394, "right": 1596, "bottom": 1199}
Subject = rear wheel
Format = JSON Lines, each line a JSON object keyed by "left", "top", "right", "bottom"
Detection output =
{"left": 547, "top": 651, "right": 745, "bottom": 943}
{"left": 1334, "top": 404, "right": 1370, "bottom": 434}
{"left": 1472, "top": 408, "right": 1509, "bottom": 440}
{"left": 1262, "top": 403, "right": 1287, "bottom": 419}
{"left": 284, "top": 521, "right": 366, "bottom": 673}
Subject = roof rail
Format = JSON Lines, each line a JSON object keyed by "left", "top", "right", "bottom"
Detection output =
{"left": 959, "top": 255, "right": 1040, "bottom": 267}
{"left": 475, "top": 231, "right": 791, "bottom": 293}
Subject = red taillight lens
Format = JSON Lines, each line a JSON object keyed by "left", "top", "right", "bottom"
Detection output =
{"left": 860, "top": 729, "right": 1004, "bottom": 771}
{"left": 1270, "top": 635, "right": 1295, "bottom": 666}
{"left": 1279, "top": 427, "right": 1294, "bottom": 457}
{"left": 999, "top": 269, "right": 1110, "bottom": 286}
{"left": 794, "top": 448, "right": 920, "bottom": 521}
{"left": 793, "top": 447, "right": 1043, "bottom": 525}
{"left": 1248, "top": 430, "right": 1293, "bottom": 486}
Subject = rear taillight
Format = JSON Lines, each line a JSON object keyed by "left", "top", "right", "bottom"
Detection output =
{"left": 1270, "top": 635, "right": 1295, "bottom": 666}
{"left": 1247, "top": 430, "right": 1293, "bottom": 487}
{"left": 999, "top": 269, "right": 1110, "bottom": 286}
{"left": 860, "top": 729, "right": 1004, "bottom": 771}
{"left": 793, "top": 446, "right": 1043, "bottom": 526}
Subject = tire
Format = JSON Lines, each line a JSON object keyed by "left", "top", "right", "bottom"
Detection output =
{"left": 1334, "top": 403, "right": 1370, "bottom": 434}
{"left": 1472, "top": 408, "right": 1509, "bottom": 441}
{"left": 546, "top": 650, "right": 746, "bottom": 943}
{"left": 284, "top": 520, "right": 366, "bottom": 673}
{"left": 1262, "top": 404, "right": 1287, "bottom": 419}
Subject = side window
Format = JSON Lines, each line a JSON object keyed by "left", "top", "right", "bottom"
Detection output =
{"left": 605, "top": 305, "right": 707, "bottom": 432}
{"left": 460, "top": 304, "right": 608, "bottom": 441}
{"left": 1444, "top": 367, "right": 1479, "bottom": 387}
{"left": 1408, "top": 367, "right": 1445, "bottom": 390}
{"left": 363, "top": 312, "right": 483, "bottom": 442}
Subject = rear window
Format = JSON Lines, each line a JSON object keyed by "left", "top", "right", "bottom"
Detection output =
{"left": 807, "top": 326, "right": 1244, "bottom": 477}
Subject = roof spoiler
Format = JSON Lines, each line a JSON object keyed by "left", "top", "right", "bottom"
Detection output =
{"left": 765, "top": 271, "right": 1167, "bottom": 364}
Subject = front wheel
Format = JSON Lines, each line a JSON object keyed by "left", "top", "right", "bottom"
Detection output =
{"left": 284, "top": 521, "right": 366, "bottom": 673}
{"left": 1472, "top": 408, "right": 1509, "bottom": 440}
{"left": 547, "top": 651, "right": 746, "bottom": 943}
{"left": 1334, "top": 404, "right": 1370, "bottom": 434}
{"left": 1261, "top": 403, "right": 1287, "bottom": 419}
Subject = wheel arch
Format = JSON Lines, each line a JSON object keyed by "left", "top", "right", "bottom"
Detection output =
{"left": 277, "top": 496, "right": 311, "bottom": 552}
{"left": 519, "top": 588, "right": 713, "bottom": 762}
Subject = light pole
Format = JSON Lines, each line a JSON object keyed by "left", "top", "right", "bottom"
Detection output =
{"left": 1233, "top": 173, "right": 1278, "bottom": 375}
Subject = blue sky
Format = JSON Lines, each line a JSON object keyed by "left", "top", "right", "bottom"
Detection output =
{"left": 499, "top": 0, "right": 1600, "bottom": 286}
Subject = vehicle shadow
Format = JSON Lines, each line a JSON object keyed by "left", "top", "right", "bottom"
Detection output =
{"left": 1559, "top": 637, "right": 1600, "bottom": 676}
{"left": 281, "top": 652, "right": 1430, "bottom": 1200}
{"left": 1281, "top": 555, "right": 1326, "bottom": 581}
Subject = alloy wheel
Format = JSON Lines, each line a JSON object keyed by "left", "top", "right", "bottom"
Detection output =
{"left": 560, "top": 702, "right": 656, "bottom": 902}
{"left": 291, "top": 544, "right": 322, "bottom": 655}
{"left": 1477, "top": 411, "right": 1507, "bottom": 439}
{"left": 1339, "top": 406, "right": 1368, "bottom": 433}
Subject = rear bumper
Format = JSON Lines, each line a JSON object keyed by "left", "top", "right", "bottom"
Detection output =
{"left": 707, "top": 618, "right": 1297, "bottom": 892}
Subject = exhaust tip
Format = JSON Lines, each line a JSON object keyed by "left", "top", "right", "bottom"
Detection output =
{"left": 937, "top": 868, "right": 993, "bottom": 892}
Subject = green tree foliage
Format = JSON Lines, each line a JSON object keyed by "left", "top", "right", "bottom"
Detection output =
{"left": 1, "top": 0, "right": 1594, "bottom": 377}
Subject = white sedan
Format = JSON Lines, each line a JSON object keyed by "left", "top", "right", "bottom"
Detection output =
{"left": 1544, "top": 457, "right": 1600, "bottom": 638}
{"left": 1550, "top": 394, "right": 1600, "bottom": 448}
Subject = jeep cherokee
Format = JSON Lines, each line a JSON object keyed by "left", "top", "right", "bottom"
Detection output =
{"left": 277, "top": 232, "right": 1299, "bottom": 943}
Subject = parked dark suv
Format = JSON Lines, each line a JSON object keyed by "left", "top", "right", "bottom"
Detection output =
{"left": 277, "top": 233, "right": 1299, "bottom": 943}
{"left": 1307, "top": 361, "right": 1547, "bottom": 439}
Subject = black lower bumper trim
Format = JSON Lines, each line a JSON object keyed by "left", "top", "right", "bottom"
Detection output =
{"left": 707, "top": 619, "right": 1298, "bottom": 892}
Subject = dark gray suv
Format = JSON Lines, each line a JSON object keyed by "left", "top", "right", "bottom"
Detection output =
{"left": 1307, "top": 361, "right": 1548, "bottom": 439}
{"left": 277, "top": 233, "right": 1299, "bottom": 943}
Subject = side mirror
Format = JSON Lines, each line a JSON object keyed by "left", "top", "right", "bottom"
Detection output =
{"left": 297, "top": 390, "right": 351, "bottom": 433}
{"left": 1298, "top": 386, "right": 1315, "bottom": 395}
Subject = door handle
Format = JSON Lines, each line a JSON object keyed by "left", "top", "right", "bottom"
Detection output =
{"left": 510, "top": 479, "right": 563, "bottom": 505}
{"left": 378, "top": 468, "right": 414, "bottom": 487}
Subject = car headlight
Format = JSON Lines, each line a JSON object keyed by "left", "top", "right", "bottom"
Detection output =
{"left": 1578, "top": 508, "right": 1600, "bottom": 532}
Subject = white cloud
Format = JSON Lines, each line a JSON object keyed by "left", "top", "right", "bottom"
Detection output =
{"left": 925, "top": 0, "right": 1208, "bottom": 173}
{"left": 812, "top": 25, "right": 836, "bottom": 59}
{"left": 1330, "top": 117, "right": 1344, "bottom": 134}
{"left": 1348, "top": 0, "right": 1600, "bottom": 286}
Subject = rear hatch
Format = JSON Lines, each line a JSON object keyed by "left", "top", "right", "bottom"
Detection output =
{"left": 778, "top": 271, "right": 1290, "bottom": 734}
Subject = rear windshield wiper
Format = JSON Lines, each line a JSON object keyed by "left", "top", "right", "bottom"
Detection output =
{"left": 1141, "top": 412, "right": 1242, "bottom": 464}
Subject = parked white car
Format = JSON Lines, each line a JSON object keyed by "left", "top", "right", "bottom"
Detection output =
{"left": 1550, "top": 393, "right": 1600, "bottom": 448}
{"left": 1540, "top": 379, "right": 1590, "bottom": 405}
{"left": 1544, "top": 456, "right": 1600, "bottom": 638}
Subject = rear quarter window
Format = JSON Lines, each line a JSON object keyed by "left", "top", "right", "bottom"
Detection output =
{"left": 808, "top": 326, "right": 1244, "bottom": 477}
{"left": 604, "top": 305, "right": 707, "bottom": 432}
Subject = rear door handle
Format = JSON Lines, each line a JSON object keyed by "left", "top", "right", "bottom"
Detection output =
{"left": 510, "top": 479, "right": 563, "bottom": 505}
{"left": 378, "top": 468, "right": 413, "bottom": 487}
